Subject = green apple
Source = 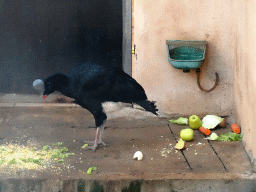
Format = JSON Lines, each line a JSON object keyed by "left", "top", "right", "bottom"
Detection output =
{"left": 189, "top": 115, "right": 202, "bottom": 129}
{"left": 180, "top": 128, "right": 194, "bottom": 141}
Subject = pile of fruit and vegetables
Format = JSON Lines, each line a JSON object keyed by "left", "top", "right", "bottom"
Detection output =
{"left": 169, "top": 115, "right": 243, "bottom": 150}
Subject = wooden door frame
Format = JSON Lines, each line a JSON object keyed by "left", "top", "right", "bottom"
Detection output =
{"left": 122, "top": 0, "right": 132, "bottom": 76}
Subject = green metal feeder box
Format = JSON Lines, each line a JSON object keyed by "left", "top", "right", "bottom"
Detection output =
{"left": 166, "top": 40, "right": 207, "bottom": 72}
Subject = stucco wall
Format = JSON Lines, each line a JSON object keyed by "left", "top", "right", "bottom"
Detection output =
{"left": 233, "top": 0, "right": 256, "bottom": 160}
{"left": 133, "top": 0, "right": 234, "bottom": 116}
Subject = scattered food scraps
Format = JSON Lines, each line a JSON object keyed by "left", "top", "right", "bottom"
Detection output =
{"left": 205, "top": 132, "right": 243, "bottom": 141}
{"left": 204, "top": 133, "right": 219, "bottom": 140}
{"left": 231, "top": 123, "right": 241, "bottom": 134}
{"left": 199, "top": 127, "right": 211, "bottom": 136}
{"left": 81, "top": 144, "right": 88, "bottom": 148}
{"left": 202, "top": 115, "right": 224, "bottom": 129}
{"left": 218, "top": 132, "right": 243, "bottom": 141}
{"left": 87, "top": 167, "right": 97, "bottom": 175}
{"left": 133, "top": 151, "right": 143, "bottom": 161}
{"left": 175, "top": 138, "right": 185, "bottom": 150}
{"left": 180, "top": 128, "right": 194, "bottom": 141}
{"left": 169, "top": 117, "right": 188, "bottom": 125}
{"left": 189, "top": 115, "right": 202, "bottom": 130}
{"left": 160, "top": 148, "right": 173, "bottom": 157}
{"left": 219, "top": 118, "right": 226, "bottom": 128}
{"left": 0, "top": 142, "right": 75, "bottom": 171}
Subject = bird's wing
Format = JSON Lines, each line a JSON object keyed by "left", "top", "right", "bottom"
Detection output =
{"left": 68, "top": 64, "right": 147, "bottom": 102}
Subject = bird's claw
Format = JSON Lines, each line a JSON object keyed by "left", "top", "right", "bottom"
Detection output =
{"left": 82, "top": 140, "right": 107, "bottom": 152}
{"left": 82, "top": 140, "right": 107, "bottom": 146}
{"left": 81, "top": 144, "right": 98, "bottom": 152}
{"left": 98, "top": 142, "right": 107, "bottom": 146}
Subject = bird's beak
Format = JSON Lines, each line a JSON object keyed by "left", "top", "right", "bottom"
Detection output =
{"left": 42, "top": 95, "right": 48, "bottom": 100}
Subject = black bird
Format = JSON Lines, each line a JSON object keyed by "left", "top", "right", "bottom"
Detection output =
{"left": 33, "top": 63, "right": 158, "bottom": 151}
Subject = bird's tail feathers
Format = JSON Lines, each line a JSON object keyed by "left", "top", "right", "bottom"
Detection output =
{"left": 135, "top": 100, "right": 158, "bottom": 115}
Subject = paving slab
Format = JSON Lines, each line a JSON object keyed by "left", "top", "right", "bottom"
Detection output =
{"left": 208, "top": 126, "right": 252, "bottom": 173}
{"left": 0, "top": 106, "right": 189, "bottom": 178}
{"left": 0, "top": 106, "right": 254, "bottom": 192}
{"left": 168, "top": 122, "right": 226, "bottom": 173}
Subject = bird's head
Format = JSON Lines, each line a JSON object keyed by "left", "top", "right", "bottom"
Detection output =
{"left": 33, "top": 77, "right": 56, "bottom": 100}
{"left": 33, "top": 79, "right": 46, "bottom": 99}
{"left": 33, "top": 74, "right": 68, "bottom": 100}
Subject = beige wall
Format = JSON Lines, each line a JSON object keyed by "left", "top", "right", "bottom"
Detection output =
{"left": 133, "top": 0, "right": 234, "bottom": 116}
{"left": 133, "top": 0, "right": 256, "bottom": 159}
{"left": 233, "top": 0, "right": 256, "bottom": 159}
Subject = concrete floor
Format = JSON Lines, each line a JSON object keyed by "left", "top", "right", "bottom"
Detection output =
{"left": 0, "top": 103, "right": 255, "bottom": 192}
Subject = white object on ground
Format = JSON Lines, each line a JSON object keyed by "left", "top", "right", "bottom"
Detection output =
{"left": 133, "top": 151, "right": 143, "bottom": 161}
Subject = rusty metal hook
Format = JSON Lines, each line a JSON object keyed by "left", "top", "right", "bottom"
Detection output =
{"left": 196, "top": 68, "right": 219, "bottom": 93}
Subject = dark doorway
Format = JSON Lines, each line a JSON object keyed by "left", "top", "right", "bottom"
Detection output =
{"left": 0, "top": 0, "right": 124, "bottom": 94}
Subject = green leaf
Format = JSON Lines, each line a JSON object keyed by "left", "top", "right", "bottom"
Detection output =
{"left": 60, "top": 147, "right": 68, "bottom": 153}
{"left": 42, "top": 145, "right": 51, "bottom": 151}
{"left": 0, "top": 158, "right": 5, "bottom": 165}
{"left": 91, "top": 167, "right": 97, "bottom": 171}
{"left": 37, "top": 153, "right": 45, "bottom": 156}
{"left": 8, "top": 158, "right": 18, "bottom": 165}
{"left": 204, "top": 133, "right": 219, "bottom": 140}
{"left": 218, "top": 132, "right": 243, "bottom": 141}
{"left": 81, "top": 144, "right": 88, "bottom": 148}
{"left": 87, "top": 167, "right": 97, "bottom": 175}
{"left": 87, "top": 168, "right": 92, "bottom": 175}
{"left": 169, "top": 117, "right": 188, "bottom": 125}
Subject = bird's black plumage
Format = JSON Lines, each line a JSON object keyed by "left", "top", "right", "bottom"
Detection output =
{"left": 39, "top": 63, "right": 158, "bottom": 151}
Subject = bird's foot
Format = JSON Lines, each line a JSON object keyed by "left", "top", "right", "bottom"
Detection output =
{"left": 82, "top": 140, "right": 107, "bottom": 146}
{"left": 81, "top": 143, "right": 98, "bottom": 152}
{"left": 81, "top": 140, "right": 107, "bottom": 152}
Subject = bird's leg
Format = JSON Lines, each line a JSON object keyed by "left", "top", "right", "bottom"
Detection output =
{"left": 98, "top": 124, "right": 107, "bottom": 146}
{"left": 82, "top": 127, "right": 100, "bottom": 152}
{"left": 77, "top": 100, "right": 108, "bottom": 151}
{"left": 82, "top": 123, "right": 107, "bottom": 152}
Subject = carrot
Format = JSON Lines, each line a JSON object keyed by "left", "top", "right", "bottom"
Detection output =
{"left": 199, "top": 127, "right": 211, "bottom": 136}
{"left": 231, "top": 123, "right": 241, "bottom": 134}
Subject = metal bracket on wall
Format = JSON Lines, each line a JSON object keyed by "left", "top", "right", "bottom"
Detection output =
{"left": 132, "top": 44, "right": 135, "bottom": 54}
{"left": 196, "top": 68, "right": 219, "bottom": 93}
{"left": 132, "top": 44, "right": 137, "bottom": 59}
